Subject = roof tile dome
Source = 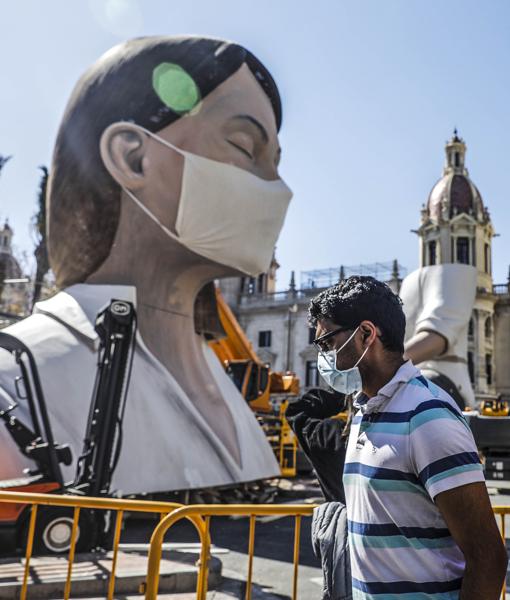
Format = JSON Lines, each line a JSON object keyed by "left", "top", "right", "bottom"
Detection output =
{"left": 426, "top": 131, "right": 488, "bottom": 224}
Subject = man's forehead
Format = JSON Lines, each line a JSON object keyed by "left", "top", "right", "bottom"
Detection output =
{"left": 316, "top": 318, "right": 338, "bottom": 335}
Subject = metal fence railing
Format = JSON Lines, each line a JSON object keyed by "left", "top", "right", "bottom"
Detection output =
{"left": 0, "top": 490, "right": 189, "bottom": 600}
{"left": 492, "top": 506, "right": 510, "bottom": 599}
{"left": 144, "top": 503, "right": 316, "bottom": 600}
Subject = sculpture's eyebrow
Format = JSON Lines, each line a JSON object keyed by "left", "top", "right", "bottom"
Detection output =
{"left": 231, "top": 114, "right": 269, "bottom": 143}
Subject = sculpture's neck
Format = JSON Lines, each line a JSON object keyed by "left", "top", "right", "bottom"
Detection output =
{"left": 86, "top": 201, "right": 242, "bottom": 464}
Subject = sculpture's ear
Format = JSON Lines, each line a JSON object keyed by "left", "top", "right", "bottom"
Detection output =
{"left": 99, "top": 122, "right": 148, "bottom": 190}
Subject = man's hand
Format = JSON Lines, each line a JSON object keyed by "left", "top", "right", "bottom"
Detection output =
{"left": 435, "top": 482, "right": 508, "bottom": 599}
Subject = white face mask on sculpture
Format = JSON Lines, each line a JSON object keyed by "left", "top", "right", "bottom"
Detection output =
{"left": 122, "top": 124, "right": 293, "bottom": 277}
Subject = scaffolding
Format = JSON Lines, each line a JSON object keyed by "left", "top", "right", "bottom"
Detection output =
{"left": 300, "top": 261, "right": 407, "bottom": 290}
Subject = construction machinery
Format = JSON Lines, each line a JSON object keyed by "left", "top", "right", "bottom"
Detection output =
{"left": 0, "top": 299, "right": 136, "bottom": 554}
{"left": 208, "top": 288, "right": 300, "bottom": 477}
{"left": 464, "top": 398, "right": 510, "bottom": 485}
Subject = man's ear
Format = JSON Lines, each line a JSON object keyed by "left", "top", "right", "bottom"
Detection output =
{"left": 360, "top": 321, "right": 378, "bottom": 345}
{"left": 99, "top": 122, "right": 148, "bottom": 190}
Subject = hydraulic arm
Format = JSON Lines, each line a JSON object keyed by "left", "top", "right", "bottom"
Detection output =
{"left": 74, "top": 299, "right": 137, "bottom": 496}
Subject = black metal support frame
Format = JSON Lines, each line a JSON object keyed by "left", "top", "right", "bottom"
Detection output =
{"left": 74, "top": 299, "right": 137, "bottom": 497}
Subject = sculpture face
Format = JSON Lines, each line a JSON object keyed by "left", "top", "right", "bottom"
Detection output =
{"left": 99, "top": 63, "right": 282, "bottom": 264}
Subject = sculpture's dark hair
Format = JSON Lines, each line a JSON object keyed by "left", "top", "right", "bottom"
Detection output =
{"left": 308, "top": 276, "right": 406, "bottom": 353}
{"left": 48, "top": 36, "right": 282, "bottom": 286}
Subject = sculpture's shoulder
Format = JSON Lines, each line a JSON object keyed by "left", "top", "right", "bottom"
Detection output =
{"left": 2, "top": 312, "right": 80, "bottom": 356}
{"left": 0, "top": 311, "right": 93, "bottom": 390}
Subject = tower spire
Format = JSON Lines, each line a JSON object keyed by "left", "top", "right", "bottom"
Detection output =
{"left": 392, "top": 259, "right": 400, "bottom": 280}
{"left": 444, "top": 129, "right": 467, "bottom": 175}
{"left": 288, "top": 270, "right": 296, "bottom": 293}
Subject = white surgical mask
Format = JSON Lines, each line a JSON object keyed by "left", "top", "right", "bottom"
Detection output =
{"left": 122, "top": 125, "right": 293, "bottom": 277}
{"left": 317, "top": 327, "right": 369, "bottom": 395}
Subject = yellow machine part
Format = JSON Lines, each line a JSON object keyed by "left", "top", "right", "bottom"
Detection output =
{"left": 278, "top": 401, "right": 298, "bottom": 477}
{"left": 270, "top": 372, "right": 300, "bottom": 395}
{"left": 481, "top": 399, "right": 509, "bottom": 417}
{"left": 255, "top": 401, "right": 298, "bottom": 478}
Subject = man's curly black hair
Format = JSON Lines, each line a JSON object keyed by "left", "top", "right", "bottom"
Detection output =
{"left": 308, "top": 276, "right": 406, "bottom": 353}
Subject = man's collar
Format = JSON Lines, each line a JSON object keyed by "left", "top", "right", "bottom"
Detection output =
{"left": 33, "top": 284, "right": 137, "bottom": 348}
{"left": 353, "top": 360, "right": 420, "bottom": 413}
{"left": 378, "top": 360, "right": 420, "bottom": 398}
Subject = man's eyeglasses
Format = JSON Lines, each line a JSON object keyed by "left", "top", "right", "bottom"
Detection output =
{"left": 312, "top": 326, "right": 353, "bottom": 352}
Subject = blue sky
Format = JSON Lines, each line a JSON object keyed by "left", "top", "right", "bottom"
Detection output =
{"left": 0, "top": 0, "right": 509, "bottom": 289}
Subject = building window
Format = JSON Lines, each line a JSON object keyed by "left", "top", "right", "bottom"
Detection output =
{"left": 258, "top": 330, "right": 272, "bottom": 348}
{"left": 428, "top": 241, "right": 437, "bottom": 266}
{"left": 485, "top": 317, "right": 492, "bottom": 339}
{"left": 456, "top": 237, "right": 470, "bottom": 265}
{"left": 484, "top": 243, "right": 491, "bottom": 274}
{"left": 468, "top": 318, "right": 474, "bottom": 339}
{"left": 454, "top": 152, "right": 460, "bottom": 167}
{"left": 308, "top": 327, "right": 316, "bottom": 344}
{"left": 485, "top": 354, "right": 492, "bottom": 386}
{"left": 244, "top": 277, "right": 256, "bottom": 294}
{"left": 305, "top": 360, "right": 320, "bottom": 387}
{"left": 468, "top": 351, "right": 475, "bottom": 384}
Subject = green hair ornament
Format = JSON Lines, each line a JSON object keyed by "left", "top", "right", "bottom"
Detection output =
{"left": 152, "top": 63, "right": 201, "bottom": 114}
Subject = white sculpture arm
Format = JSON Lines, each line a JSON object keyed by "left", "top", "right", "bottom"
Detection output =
{"left": 404, "top": 330, "right": 447, "bottom": 364}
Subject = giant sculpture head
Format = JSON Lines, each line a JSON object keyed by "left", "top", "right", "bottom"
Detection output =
{"left": 48, "top": 36, "right": 290, "bottom": 288}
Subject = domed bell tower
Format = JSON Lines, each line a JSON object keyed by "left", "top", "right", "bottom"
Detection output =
{"left": 417, "top": 131, "right": 497, "bottom": 399}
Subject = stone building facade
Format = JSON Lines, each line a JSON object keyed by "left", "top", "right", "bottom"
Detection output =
{"left": 220, "top": 133, "right": 510, "bottom": 402}
{"left": 417, "top": 131, "right": 510, "bottom": 402}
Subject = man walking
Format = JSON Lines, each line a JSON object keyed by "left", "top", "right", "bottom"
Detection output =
{"left": 309, "top": 276, "right": 507, "bottom": 599}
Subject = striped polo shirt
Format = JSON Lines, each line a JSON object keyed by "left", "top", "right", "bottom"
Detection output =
{"left": 343, "top": 360, "right": 485, "bottom": 599}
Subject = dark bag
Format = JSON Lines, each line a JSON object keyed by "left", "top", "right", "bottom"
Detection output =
{"left": 311, "top": 502, "right": 352, "bottom": 600}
